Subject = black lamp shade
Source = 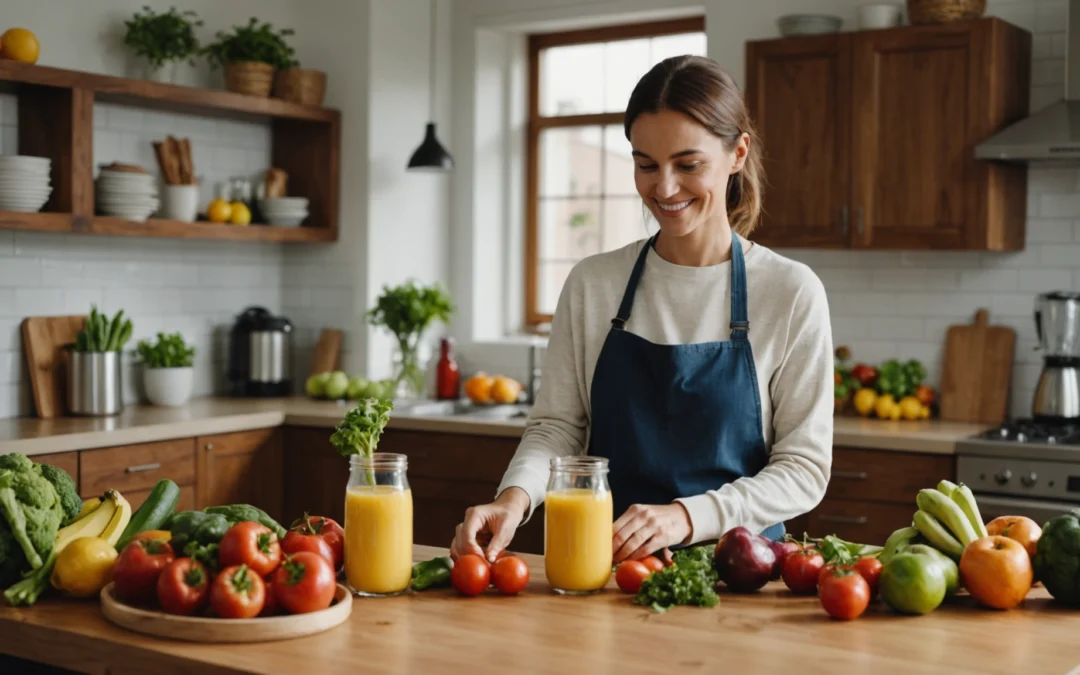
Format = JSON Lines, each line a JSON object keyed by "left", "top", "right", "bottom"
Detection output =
{"left": 407, "top": 122, "right": 454, "bottom": 171}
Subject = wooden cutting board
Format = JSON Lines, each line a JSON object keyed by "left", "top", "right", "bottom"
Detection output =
{"left": 309, "top": 328, "right": 343, "bottom": 375}
{"left": 21, "top": 315, "right": 86, "bottom": 418}
{"left": 938, "top": 308, "right": 1016, "bottom": 425}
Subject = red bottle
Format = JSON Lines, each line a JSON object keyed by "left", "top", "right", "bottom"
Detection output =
{"left": 436, "top": 337, "right": 460, "bottom": 400}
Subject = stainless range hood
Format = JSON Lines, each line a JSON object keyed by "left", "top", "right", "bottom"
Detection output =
{"left": 976, "top": 0, "right": 1080, "bottom": 161}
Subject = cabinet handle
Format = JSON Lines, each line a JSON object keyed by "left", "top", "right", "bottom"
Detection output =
{"left": 840, "top": 206, "right": 849, "bottom": 236}
{"left": 819, "top": 514, "right": 868, "bottom": 525}
{"left": 205, "top": 443, "right": 214, "bottom": 451}
{"left": 855, "top": 206, "right": 865, "bottom": 235}
{"left": 832, "top": 470, "right": 868, "bottom": 480}
{"left": 125, "top": 462, "right": 162, "bottom": 473}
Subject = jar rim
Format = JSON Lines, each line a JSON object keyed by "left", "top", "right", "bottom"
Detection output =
{"left": 349, "top": 452, "right": 408, "bottom": 468}
{"left": 549, "top": 456, "right": 608, "bottom": 473}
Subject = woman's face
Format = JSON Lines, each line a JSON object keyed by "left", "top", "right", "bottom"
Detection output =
{"left": 629, "top": 109, "right": 748, "bottom": 238}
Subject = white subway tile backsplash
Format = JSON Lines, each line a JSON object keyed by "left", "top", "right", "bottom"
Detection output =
{"left": 1, "top": 127, "right": 16, "bottom": 155}
{"left": 0, "top": 319, "right": 18, "bottom": 352}
{"left": 1025, "top": 219, "right": 1074, "bottom": 242}
{"left": 873, "top": 269, "right": 961, "bottom": 290}
{"left": 14, "top": 288, "right": 65, "bottom": 317}
{"left": 1040, "top": 243, "right": 1080, "bottom": 266}
{"left": 0, "top": 96, "right": 16, "bottom": 124}
{"left": 0, "top": 350, "right": 17, "bottom": 384}
{"left": 1029, "top": 169, "right": 1077, "bottom": 194}
{"left": 992, "top": 292, "right": 1040, "bottom": 317}
{"left": 1017, "top": 268, "right": 1073, "bottom": 291}
{"left": 0, "top": 258, "right": 42, "bottom": 287}
{"left": 0, "top": 232, "right": 12, "bottom": 257}
{"left": 960, "top": 269, "right": 1019, "bottom": 292}
{"left": 1032, "top": 59, "right": 1065, "bottom": 86}
{"left": 1034, "top": 1, "right": 1067, "bottom": 33}
{"left": 1040, "top": 194, "right": 1080, "bottom": 217}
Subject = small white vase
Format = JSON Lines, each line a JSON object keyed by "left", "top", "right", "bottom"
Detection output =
{"left": 143, "top": 367, "right": 194, "bottom": 407}
{"left": 161, "top": 185, "right": 199, "bottom": 222}
{"left": 146, "top": 62, "right": 178, "bottom": 84}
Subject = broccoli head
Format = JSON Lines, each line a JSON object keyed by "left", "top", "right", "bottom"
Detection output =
{"left": 0, "top": 452, "right": 33, "bottom": 473}
{"left": 0, "top": 462, "right": 63, "bottom": 570}
{"left": 38, "top": 463, "right": 81, "bottom": 526}
{"left": 0, "top": 519, "right": 27, "bottom": 589}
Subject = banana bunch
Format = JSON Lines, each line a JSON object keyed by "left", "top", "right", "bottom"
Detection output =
{"left": 880, "top": 480, "right": 989, "bottom": 565}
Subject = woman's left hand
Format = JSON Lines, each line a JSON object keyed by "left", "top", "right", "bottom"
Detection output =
{"left": 612, "top": 503, "right": 692, "bottom": 563}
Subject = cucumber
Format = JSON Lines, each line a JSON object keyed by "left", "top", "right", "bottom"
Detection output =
{"left": 116, "top": 479, "right": 180, "bottom": 550}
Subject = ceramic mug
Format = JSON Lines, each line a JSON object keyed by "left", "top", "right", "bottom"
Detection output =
{"left": 858, "top": 3, "right": 902, "bottom": 29}
{"left": 161, "top": 184, "right": 198, "bottom": 222}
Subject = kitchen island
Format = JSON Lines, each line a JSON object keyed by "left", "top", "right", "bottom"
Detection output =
{"left": 1, "top": 545, "right": 1078, "bottom": 675}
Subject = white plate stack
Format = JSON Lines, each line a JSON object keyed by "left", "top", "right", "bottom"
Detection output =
{"left": 96, "top": 169, "right": 160, "bottom": 222}
{"left": 0, "top": 155, "right": 52, "bottom": 213}
{"left": 258, "top": 197, "right": 309, "bottom": 227}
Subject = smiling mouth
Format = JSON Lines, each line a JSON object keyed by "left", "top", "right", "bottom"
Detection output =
{"left": 655, "top": 199, "right": 694, "bottom": 215}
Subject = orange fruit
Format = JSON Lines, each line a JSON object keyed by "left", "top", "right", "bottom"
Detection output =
{"left": 959, "top": 535, "right": 1033, "bottom": 610}
{"left": 0, "top": 28, "right": 39, "bottom": 64}
{"left": 206, "top": 198, "right": 232, "bottom": 223}
{"left": 986, "top": 516, "right": 1042, "bottom": 559}
{"left": 464, "top": 373, "right": 494, "bottom": 404}
{"left": 490, "top": 376, "right": 522, "bottom": 404}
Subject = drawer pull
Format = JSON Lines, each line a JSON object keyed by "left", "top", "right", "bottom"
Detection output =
{"left": 125, "top": 463, "right": 162, "bottom": 473}
{"left": 819, "top": 514, "right": 868, "bottom": 525}
{"left": 832, "top": 470, "right": 869, "bottom": 480}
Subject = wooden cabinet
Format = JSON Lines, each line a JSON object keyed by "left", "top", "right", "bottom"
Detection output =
{"left": 79, "top": 439, "right": 196, "bottom": 500}
{"left": 196, "top": 429, "right": 284, "bottom": 524}
{"left": 746, "top": 18, "right": 1030, "bottom": 251}
{"left": 33, "top": 452, "right": 79, "bottom": 487}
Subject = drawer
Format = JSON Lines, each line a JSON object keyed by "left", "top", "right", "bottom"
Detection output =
{"left": 80, "top": 439, "right": 196, "bottom": 496}
{"left": 32, "top": 452, "right": 80, "bottom": 489}
{"left": 806, "top": 499, "right": 915, "bottom": 545}
{"left": 126, "top": 484, "right": 196, "bottom": 515}
{"left": 826, "top": 447, "right": 954, "bottom": 505}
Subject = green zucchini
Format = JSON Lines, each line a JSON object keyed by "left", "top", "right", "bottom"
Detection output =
{"left": 116, "top": 479, "right": 181, "bottom": 550}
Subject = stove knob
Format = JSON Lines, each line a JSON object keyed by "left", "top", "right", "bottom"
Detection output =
{"left": 1021, "top": 472, "right": 1038, "bottom": 488}
{"left": 995, "top": 469, "right": 1013, "bottom": 485}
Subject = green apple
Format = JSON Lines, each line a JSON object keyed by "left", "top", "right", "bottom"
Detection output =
{"left": 905, "top": 544, "right": 960, "bottom": 597}
{"left": 306, "top": 372, "right": 331, "bottom": 398}
{"left": 325, "top": 370, "right": 349, "bottom": 399}
{"left": 346, "top": 376, "right": 368, "bottom": 400}
{"left": 880, "top": 551, "right": 947, "bottom": 615}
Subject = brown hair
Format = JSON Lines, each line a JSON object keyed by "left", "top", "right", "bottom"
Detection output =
{"left": 624, "top": 55, "right": 764, "bottom": 236}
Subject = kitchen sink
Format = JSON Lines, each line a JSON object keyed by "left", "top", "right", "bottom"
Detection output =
{"left": 394, "top": 400, "right": 531, "bottom": 421}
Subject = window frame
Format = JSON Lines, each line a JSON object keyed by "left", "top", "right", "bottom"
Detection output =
{"left": 524, "top": 16, "right": 706, "bottom": 327}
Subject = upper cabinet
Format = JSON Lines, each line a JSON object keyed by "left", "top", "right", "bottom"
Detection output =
{"left": 745, "top": 18, "right": 1031, "bottom": 251}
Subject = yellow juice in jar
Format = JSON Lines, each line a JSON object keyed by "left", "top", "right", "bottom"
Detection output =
{"left": 344, "top": 485, "right": 413, "bottom": 595}
{"left": 544, "top": 488, "right": 613, "bottom": 593}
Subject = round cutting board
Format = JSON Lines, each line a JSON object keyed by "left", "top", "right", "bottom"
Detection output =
{"left": 99, "top": 582, "right": 352, "bottom": 643}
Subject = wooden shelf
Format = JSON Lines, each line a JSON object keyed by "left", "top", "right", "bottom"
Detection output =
{"left": 0, "top": 211, "right": 73, "bottom": 233}
{"left": 90, "top": 216, "right": 335, "bottom": 242}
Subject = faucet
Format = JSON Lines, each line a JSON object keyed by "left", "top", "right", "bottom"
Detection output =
{"left": 526, "top": 343, "right": 544, "bottom": 405}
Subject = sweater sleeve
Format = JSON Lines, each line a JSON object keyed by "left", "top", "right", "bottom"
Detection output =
{"left": 675, "top": 271, "right": 834, "bottom": 542}
{"left": 495, "top": 267, "right": 590, "bottom": 523}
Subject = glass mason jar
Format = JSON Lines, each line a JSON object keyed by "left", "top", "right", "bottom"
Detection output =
{"left": 544, "top": 456, "right": 613, "bottom": 595}
{"left": 343, "top": 453, "right": 414, "bottom": 597}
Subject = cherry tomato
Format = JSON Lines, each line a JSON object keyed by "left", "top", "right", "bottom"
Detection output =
{"left": 113, "top": 539, "right": 176, "bottom": 605}
{"left": 615, "top": 560, "right": 651, "bottom": 594}
{"left": 853, "top": 556, "right": 883, "bottom": 598}
{"left": 210, "top": 564, "right": 266, "bottom": 619}
{"left": 281, "top": 529, "right": 336, "bottom": 567}
{"left": 156, "top": 558, "right": 209, "bottom": 616}
{"left": 272, "top": 552, "right": 337, "bottom": 615}
{"left": 288, "top": 514, "right": 345, "bottom": 570}
{"left": 451, "top": 554, "right": 491, "bottom": 596}
{"left": 818, "top": 568, "right": 871, "bottom": 620}
{"left": 219, "top": 521, "right": 282, "bottom": 577}
{"left": 640, "top": 556, "right": 664, "bottom": 573}
{"left": 491, "top": 556, "right": 530, "bottom": 595}
{"left": 782, "top": 549, "right": 825, "bottom": 595}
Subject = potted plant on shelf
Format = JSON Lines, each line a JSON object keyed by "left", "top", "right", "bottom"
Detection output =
{"left": 366, "top": 279, "right": 455, "bottom": 400}
{"left": 136, "top": 331, "right": 196, "bottom": 407}
{"left": 203, "top": 17, "right": 297, "bottom": 97}
{"left": 122, "top": 5, "right": 203, "bottom": 84}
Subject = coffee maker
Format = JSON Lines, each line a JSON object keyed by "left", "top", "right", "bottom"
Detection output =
{"left": 1033, "top": 292, "right": 1080, "bottom": 420}
{"left": 226, "top": 307, "right": 293, "bottom": 397}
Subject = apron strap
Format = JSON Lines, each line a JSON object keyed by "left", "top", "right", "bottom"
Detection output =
{"left": 611, "top": 235, "right": 656, "bottom": 329}
{"left": 730, "top": 235, "right": 749, "bottom": 340}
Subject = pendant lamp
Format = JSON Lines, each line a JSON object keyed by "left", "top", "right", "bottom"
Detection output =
{"left": 408, "top": 0, "right": 454, "bottom": 171}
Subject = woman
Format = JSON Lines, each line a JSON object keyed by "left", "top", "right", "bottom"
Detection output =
{"left": 450, "top": 55, "right": 834, "bottom": 565}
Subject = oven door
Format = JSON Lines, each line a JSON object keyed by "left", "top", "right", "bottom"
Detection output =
{"left": 973, "top": 495, "right": 1079, "bottom": 526}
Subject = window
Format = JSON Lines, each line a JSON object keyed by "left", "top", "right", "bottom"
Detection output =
{"left": 525, "top": 17, "right": 707, "bottom": 326}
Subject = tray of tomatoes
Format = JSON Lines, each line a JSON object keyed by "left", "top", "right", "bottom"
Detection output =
{"left": 100, "top": 517, "right": 352, "bottom": 643}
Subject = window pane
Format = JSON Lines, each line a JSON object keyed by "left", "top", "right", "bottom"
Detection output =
{"left": 604, "top": 196, "right": 651, "bottom": 252}
{"left": 603, "top": 38, "right": 650, "bottom": 112}
{"left": 538, "top": 198, "right": 602, "bottom": 260}
{"left": 538, "top": 261, "right": 577, "bottom": 315}
{"left": 540, "top": 43, "right": 604, "bottom": 116}
{"left": 650, "top": 32, "right": 707, "bottom": 63}
{"left": 540, "top": 127, "right": 602, "bottom": 197}
{"left": 603, "top": 125, "right": 636, "bottom": 196}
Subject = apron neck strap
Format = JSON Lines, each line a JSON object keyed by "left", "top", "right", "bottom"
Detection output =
{"left": 611, "top": 235, "right": 655, "bottom": 329}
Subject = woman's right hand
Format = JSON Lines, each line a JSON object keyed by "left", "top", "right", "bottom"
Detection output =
{"left": 450, "top": 487, "right": 530, "bottom": 563}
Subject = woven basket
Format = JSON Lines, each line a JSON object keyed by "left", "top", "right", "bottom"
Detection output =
{"left": 907, "top": 0, "right": 986, "bottom": 24}
{"left": 273, "top": 68, "right": 327, "bottom": 106}
{"left": 224, "top": 61, "right": 275, "bottom": 97}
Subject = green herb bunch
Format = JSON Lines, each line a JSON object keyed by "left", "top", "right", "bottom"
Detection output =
{"left": 136, "top": 332, "right": 195, "bottom": 369}
{"left": 203, "top": 17, "right": 297, "bottom": 70}
{"left": 74, "top": 306, "right": 133, "bottom": 353}
{"left": 633, "top": 545, "right": 719, "bottom": 613}
{"left": 366, "top": 279, "right": 455, "bottom": 395}
{"left": 330, "top": 398, "right": 395, "bottom": 485}
{"left": 123, "top": 6, "right": 203, "bottom": 68}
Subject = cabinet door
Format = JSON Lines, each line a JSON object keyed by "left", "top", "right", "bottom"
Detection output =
{"left": 32, "top": 452, "right": 79, "bottom": 489}
{"left": 745, "top": 34, "right": 851, "bottom": 248}
{"left": 283, "top": 427, "right": 349, "bottom": 525}
{"left": 197, "top": 428, "right": 284, "bottom": 523}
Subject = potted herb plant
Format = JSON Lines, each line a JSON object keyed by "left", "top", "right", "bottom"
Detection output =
{"left": 366, "top": 280, "right": 455, "bottom": 399}
{"left": 136, "top": 332, "right": 196, "bottom": 407}
{"left": 122, "top": 6, "right": 203, "bottom": 84}
{"left": 203, "top": 17, "right": 297, "bottom": 97}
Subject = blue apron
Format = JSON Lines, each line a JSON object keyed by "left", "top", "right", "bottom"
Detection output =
{"left": 588, "top": 233, "right": 784, "bottom": 543}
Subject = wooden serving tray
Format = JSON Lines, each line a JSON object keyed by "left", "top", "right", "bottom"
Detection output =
{"left": 99, "top": 582, "right": 352, "bottom": 643}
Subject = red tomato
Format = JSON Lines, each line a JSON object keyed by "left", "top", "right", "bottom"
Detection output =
{"left": 260, "top": 576, "right": 279, "bottom": 617}
{"left": 281, "top": 529, "right": 336, "bottom": 568}
{"left": 219, "top": 521, "right": 282, "bottom": 577}
{"left": 782, "top": 549, "right": 825, "bottom": 595}
{"left": 818, "top": 568, "right": 871, "bottom": 620}
{"left": 289, "top": 514, "right": 345, "bottom": 570}
{"left": 640, "top": 556, "right": 664, "bottom": 573}
{"left": 818, "top": 561, "right": 852, "bottom": 588}
{"left": 210, "top": 564, "right": 266, "bottom": 619}
{"left": 451, "top": 554, "right": 491, "bottom": 596}
{"left": 272, "top": 552, "right": 336, "bottom": 614}
{"left": 156, "top": 558, "right": 209, "bottom": 616}
{"left": 615, "top": 560, "right": 651, "bottom": 594}
{"left": 113, "top": 539, "right": 176, "bottom": 605}
{"left": 491, "top": 556, "right": 530, "bottom": 595}
{"left": 853, "top": 556, "right": 883, "bottom": 598}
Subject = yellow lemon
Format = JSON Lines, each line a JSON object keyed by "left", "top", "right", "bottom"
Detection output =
{"left": 51, "top": 537, "right": 117, "bottom": 598}
{"left": 229, "top": 201, "right": 251, "bottom": 225}
{"left": 207, "top": 198, "right": 232, "bottom": 223}
{"left": 0, "top": 28, "right": 39, "bottom": 64}
{"left": 874, "top": 394, "right": 897, "bottom": 420}
{"left": 853, "top": 388, "right": 878, "bottom": 417}
{"left": 898, "top": 396, "right": 924, "bottom": 421}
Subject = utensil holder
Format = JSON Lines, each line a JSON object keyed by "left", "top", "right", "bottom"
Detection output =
{"left": 67, "top": 350, "right": 123, "bottom": 416}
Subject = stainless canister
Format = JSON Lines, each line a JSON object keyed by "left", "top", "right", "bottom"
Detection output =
{"left": 250, "top": 329, "right": 290, "bottom": 383}
{"left": 67, "top": 350, "right": 123, "bottom": 416}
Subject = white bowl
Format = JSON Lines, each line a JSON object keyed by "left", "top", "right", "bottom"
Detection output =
{"left": 0, "top": 199, "right": 48, "bottom": 212}
{"left": 857, "top": 3, "right": 902, "bottom": 29}
{"left": 0, "top": 155, "right": 51, "bottom": 168}
{"left": 259, "top": 197, "right": 309, "bottom": 211}
{"left": 0, "top": 168, "right": 50, "bottom": 179}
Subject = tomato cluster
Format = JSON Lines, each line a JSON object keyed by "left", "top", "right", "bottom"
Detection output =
{"left": 775, "top": 543, "right": 882, "bottom": 621}
{"left": 614, "top": 555, "right": 666, "bottom": 594}
{"left": 113, "top": 515, "right": 344, "bottom": 619}
{"left": 451, "top": 553, "right": 530, "bottom": 596}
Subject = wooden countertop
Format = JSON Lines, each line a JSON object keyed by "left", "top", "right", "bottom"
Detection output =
{"left": 1, "top": 544, "right": 1077, "bottom": 675}
{"left": 0, "top": 395, "right": 990, "bottom": 457}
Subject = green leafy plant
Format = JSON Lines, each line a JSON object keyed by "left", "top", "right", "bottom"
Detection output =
{"left": 366, "top": 280, "right": 455, "bottom": 397}
{"left": 136, "top": 332, "right": 195, "bottom": 369}
{"left": 202, "top": 17, "right": 297, "bottom": 69}
{"left": 123, "top": 6, "right": 203, "bottom": 68}
{"left": 74, "top": 306, "right": 133, "bottom": 353}
{"left": 330, "top": 399, "right": 395, "bottom": 484}
{"left": 632, "top": 544, "right": 719, "bottom": 613}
